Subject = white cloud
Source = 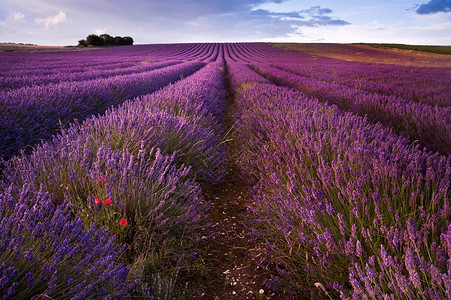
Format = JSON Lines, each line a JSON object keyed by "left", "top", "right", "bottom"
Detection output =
{"left": 0, "top": 12, "right": 27, "bottom": 37}
{"left": 94, "top": 27, "right": 107, "bottom": 35}
{"left": 1, "top": 0, "right": 450, "bottom": 45}
{"left": 35, "top": 11, "right": 68, "bottom": 29}
{"left": 265, "top": 20, "right": 451, "bottom": 45}
{"left": 10, "top": 12, "right": 26, "bottom": 22}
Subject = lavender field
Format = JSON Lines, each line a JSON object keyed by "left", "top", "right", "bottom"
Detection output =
{"left": 0, "top": 43, "right": 450, "bottom": 299}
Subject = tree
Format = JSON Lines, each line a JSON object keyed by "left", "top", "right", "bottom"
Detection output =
{"left": 81, "top": 34, "right": 133, "bottom": 47}
{"left": 114, "top": 36, "right": 123, "bottom": 45}
{"left": 78, "top": 39, "right": 88, "bottom": 47}
{"left": 86, "top": 34, "right": 103, "bottom": 46}
{"left": 121, "top": 36, "right": 134, "bottom": 45}
{"left": 100, "top": 34, "right": 114, "bottom": 45}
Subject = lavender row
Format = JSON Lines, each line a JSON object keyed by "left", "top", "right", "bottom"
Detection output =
{"left": 252, "top": 64, "right": 451, "bottom": 155}
{"left": 0, "top": 61, "right": 205, "bottom": 160}
{"left": 274, "top": 63, "right": 451, "bottom": 107}
{"left": 231, "top": 43, "right": 304, "bottom": 63}
{"left": 203, "top": 43, "right": 221, "bottom": 63}
{"left": 225, "top": 43, "right": 451, "bottom": 104}
{"left": 229, "top": 73, "right": 451, "bottom": 298}
{"left": 0, "top": 55, "right": 139, "bottom": 78}
{"left": 226, "top": 61, "right": 271, "bottom": 91}
{"left": 0, "top": 184, "right": 132, "bottom": 299}
{"left": 144, "top": 62, "right": 226, "bottom": 128}
{"left": 196, "top": 43, "right": 216, "bottom": 61}
{"left": 133, "top": 60, "right": 228, "bottom": 183}
{"left": 1, "top": 61, "right": 227, "bottom": 298}
{"left": 0, "top": 60, "right": 181, "bottom": 90}
{"left": 301, "top": 57, "right": 451, "bottom": 94}
{"left": 0, "top": 43, "right": 209, "bottom": 78}
{"left": 224, "top": 43, "right": 289, "bottom": 63}
{"left": 0, "top": 43, "right": 210, "bottom": 91}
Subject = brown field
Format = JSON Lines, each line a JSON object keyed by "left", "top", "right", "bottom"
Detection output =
{"left": 0, "top": 43, "right": 100, "bottom": 53}
{"left": 275, "top": 43, "right": 451, "bottom": 67}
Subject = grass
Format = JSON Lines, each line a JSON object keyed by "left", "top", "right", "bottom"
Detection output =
{"left": 359, "top": 43, "right": 451, "bottom": 55}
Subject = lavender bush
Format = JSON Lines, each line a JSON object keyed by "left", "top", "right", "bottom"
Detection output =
{"left": 228, "top": 61, "right": 451, "bottom": 299}
{"left": 0, "top": 60, "right": 181, "bottom": 90}
{"left": 2, "top": 61, "right": 227, "bottom": 247}
{"left": 226, "top": 62, "right": 271, "bottom": 93}
{"left": 1, "top": 59, "right": 228, "bottom": 298}
{"left": 0, "top": 184, "right": 131, "bottom": 299}
{"left": 0, "top": 43, "right": 211, "bottom": 82}
{"left": 0, "top": 61, "right": 205, "bottom": 160}
{"left": 275, "top": 62, "right": 451, "bottom": 107}
{"left": 143, "top": 62, "right": 226, "bottom": 130}
{"left": 3, "top": 140, "right": 204, "bottom": 245}
{"left": 1, "top": 42, "right": 448, "bottom": 299}
{"left": 252, "top": 64, "right": 451, "bottom": 155}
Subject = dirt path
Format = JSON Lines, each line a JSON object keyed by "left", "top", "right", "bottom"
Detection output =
{"left": 188, "top": 66, "right": 277, "bottom": 299}
{"left": 190, "top": 166, "right": 275, "bottom": 299}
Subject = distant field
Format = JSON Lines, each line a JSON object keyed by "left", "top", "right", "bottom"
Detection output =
{"left": 0, "top": 42, "right": 99, "bottom": 52}
{"left": 360, "top": 43, "right": 451, "bottom": 55}
{"left": 276, "top": 42, "right": 451, "bottom": 67}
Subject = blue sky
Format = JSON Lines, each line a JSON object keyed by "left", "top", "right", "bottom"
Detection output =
{"left": 1, "top": 0, "right": 450, "bottom": 45}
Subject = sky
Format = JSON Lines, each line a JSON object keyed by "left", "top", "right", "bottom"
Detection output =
{"left": 0, "top": 0, "right": 450, "bottom": 45}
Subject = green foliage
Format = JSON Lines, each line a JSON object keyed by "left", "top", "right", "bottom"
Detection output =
{"left": 77, "top": 39, "right": 88, "bottom": 47}
{"left": 361, "top": 43, "right": 451, "bottom": 55}
{"left": 82, "top": 33, "right": 134, "bottom": 47}
{"left": 121, "top": 36, "right": 134, "bottom": 45}
{"left": 100, "top": 34, "right": 115, "bottom": 45}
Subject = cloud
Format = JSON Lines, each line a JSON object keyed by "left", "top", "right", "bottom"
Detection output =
{"left": 255, "top": 6, "right": 351, "bottom": 27}
{"left": 1, "top": 0, "right": 349, "bottom": 44}
{"left": 250, "top": 9, "right": 305, "bottom": 21}
{"left": 416, "top": 0, "right": 451, "bottom": 14}
{"left": 10, "top": 12, "right": 26, "bottom": 22}
{"left": 268, "top": 19, "right": 451, "bottom": 45}
{"left": 35, "top": 11, "right": 68, "bottom": 29}
{"left": 94, "top": 28, "right": 107, "bottom": 35}
{"left": 168, "top": 9, "right": 298, "bottom": 41}
{"left": 297, "top": 6, "right": 350, "bottom": 26}
{"left": 299, "top": 6, "right": 333, "bottom": 15}
{"left": 248, "top": 5, "right": 350, "bottom": 28}
{"left": 92, "top": 3, "right": 350, "bottom": 42}
{"left": 25, "top": 0, "right": 289, "bottom": 20}
{"left": 176, "top": 6, "right": 350, "bottom": 42}
{"left": 0, "top": 12, "right": 26, "bottom": 36}
{"left": 134, "top": 0, "right": 287, "bottom": 17}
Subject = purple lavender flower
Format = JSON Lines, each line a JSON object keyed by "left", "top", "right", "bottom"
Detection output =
{"left": 225, "top": 44, "right": 451, "bottom": 299}
{"left": 0, "top": 184, "right": 130, "bottom": 298}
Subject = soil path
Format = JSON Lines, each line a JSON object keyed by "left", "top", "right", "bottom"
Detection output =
{"left": 190, "top": 167, "right": 274, "bottom": 299}
{"left": 188, "top": 68, "right": 276, "bottom": 300}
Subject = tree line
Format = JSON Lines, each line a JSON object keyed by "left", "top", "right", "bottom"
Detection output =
{"left": 78, "top": 34, "right": 134, "bottom": 47}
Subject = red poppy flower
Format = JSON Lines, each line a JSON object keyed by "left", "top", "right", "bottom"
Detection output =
{"left": 94, "top": 198, "right": 101, "bottom": 204}
{"left": 120, "top": 219, "right": 127, "bottom": 226}
{"left": 98, "top": 176, "right": 105, "bottom": 183}
{"left": 104, "top": 199, "right": 111, "bottom": 205}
